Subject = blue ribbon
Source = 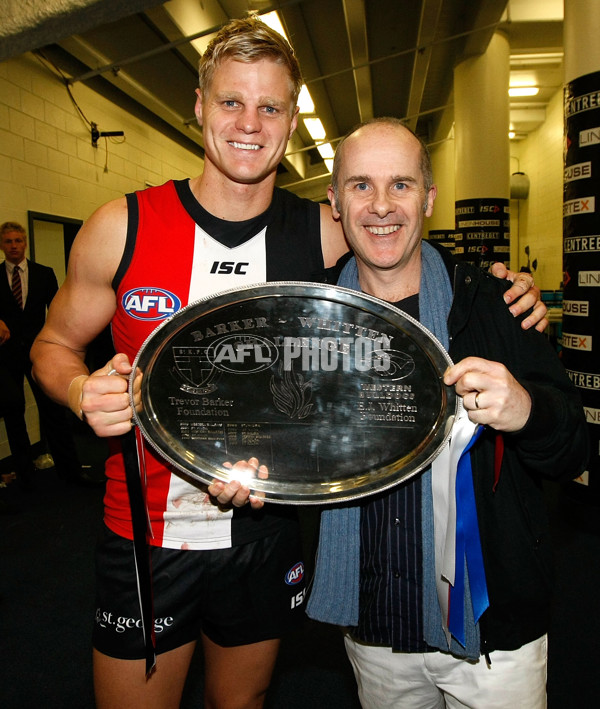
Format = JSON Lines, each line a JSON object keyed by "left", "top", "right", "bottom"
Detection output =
{"left": 448, "top": 425, "right": 489, "bottom": 646}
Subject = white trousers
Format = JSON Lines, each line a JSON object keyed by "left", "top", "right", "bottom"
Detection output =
{"left": 344, "top": 634, "right": 548, "bottom": 709}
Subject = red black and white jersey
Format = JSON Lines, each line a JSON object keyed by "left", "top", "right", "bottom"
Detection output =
{"left": 105, "top": 179, "right": 323, "bottom": 550}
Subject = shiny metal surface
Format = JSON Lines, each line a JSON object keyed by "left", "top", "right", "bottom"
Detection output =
{"left": 131, "top": 283, "right": 456, "bottom": 504}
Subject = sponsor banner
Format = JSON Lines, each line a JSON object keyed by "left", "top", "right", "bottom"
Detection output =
{"left": 565, "top": 90, "right": 600, "bottom": 117}
{"left": 563, "top": 196, "right": 595, "bottom": 217}
{"left": 454, "top": 198, "right": 509, "bottom": 269}
{"left": 564, "top": 70, "right": 600, "bottom": 494}
{"left": 564, "top": 161, "right": 592, "bottom": 182}
{"left": 562, "top": 332, "right": 593, "bottom": 352}
{"left": 585, "top": 407, "right": 600, "bottom": 425}
{"left": 426, "top": 229, "right": 455, "bottom": 252}
{"left": 564, "top": 235, "right": 600, "bottom": 252}
{"left": 578, "top": 270, "right": 600, "bottom": 286}
{"left": 563, "top": 300, "right": 589, "bottom": 317}
{"left": 567, "top": 369, "right": 600, "bottom": 390}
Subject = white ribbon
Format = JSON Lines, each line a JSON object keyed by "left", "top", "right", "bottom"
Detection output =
{"left": 431, "top": 404, "right": 478, "bottom": 646}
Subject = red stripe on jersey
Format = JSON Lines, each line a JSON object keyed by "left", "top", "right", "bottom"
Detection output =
{"left": 108, "top": 181, "right": 198, "bottom": 546}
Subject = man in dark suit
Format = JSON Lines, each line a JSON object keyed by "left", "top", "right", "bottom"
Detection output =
{"left": 0, "top": 221, "right": 85, "bottom": 487}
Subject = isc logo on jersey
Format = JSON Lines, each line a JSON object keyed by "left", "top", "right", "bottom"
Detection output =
{"left": 122, "top": 287, "right": 182, "bottom": 321}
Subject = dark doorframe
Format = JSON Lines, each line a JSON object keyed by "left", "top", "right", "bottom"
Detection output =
{"left": 27, "top": 211, "right": 83, "bottom": 269}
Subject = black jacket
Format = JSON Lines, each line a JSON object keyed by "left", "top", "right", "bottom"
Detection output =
{"left": 435, "top": 242, "right": 589, "bottom": 653}
{"left": 0, "top": 259, "right": 58, "bottom": 362}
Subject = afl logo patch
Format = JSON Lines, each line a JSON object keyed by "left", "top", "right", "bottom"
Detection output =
{"left": 122, "top": 288, "right": 181, "bottom": 321}
{"left": 285, "top": 562, "right": 304, "bottom": 586}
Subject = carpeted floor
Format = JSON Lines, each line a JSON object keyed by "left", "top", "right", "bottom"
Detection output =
{"left": 1, "top": 429, "right": 599, "bottom": 708}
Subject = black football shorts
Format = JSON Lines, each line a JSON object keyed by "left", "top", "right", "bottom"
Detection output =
{"left": 92, "top": 522, "right": 307, "bottom": 659}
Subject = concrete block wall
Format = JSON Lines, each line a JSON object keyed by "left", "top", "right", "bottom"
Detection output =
{"left": 0, "top": 51, "right": 204, "bottom": 461}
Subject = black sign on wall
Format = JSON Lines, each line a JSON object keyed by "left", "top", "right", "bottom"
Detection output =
{"left": 563, "top": 71, "right": 600, "bottom": 500}
{"left": 454, "top": 198, "right": 510, "bottom": 269}
{"left": 426, "top": 229, "right": 455, "bottom": 253}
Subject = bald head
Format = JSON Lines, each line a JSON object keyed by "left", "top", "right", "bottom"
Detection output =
{"left": 331, "top": 118, "right": 433, "bottom": 204}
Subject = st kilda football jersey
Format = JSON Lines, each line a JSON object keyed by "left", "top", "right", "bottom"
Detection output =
{"left": 106, "top": 179, "right": 323, "bottom": 549}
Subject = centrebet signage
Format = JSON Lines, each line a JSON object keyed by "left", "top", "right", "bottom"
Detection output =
{"left": 427, "top": 229, "right": 456, "bottom": 253}
{"left": 453, "top": 198, "right": 510, "bottom": 269}
{"left": 564, "top": 70, "right": 600, "bottom": 499}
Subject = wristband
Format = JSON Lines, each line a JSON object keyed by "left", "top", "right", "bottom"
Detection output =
{"left": 68, "top": 374, "right": 89, "bottom": 420}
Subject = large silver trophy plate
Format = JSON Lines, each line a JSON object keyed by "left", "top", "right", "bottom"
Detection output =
{"left": 131, "top": 283, "right": 456, "bottom": 504}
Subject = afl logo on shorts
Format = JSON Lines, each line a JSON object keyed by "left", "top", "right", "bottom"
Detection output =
{"left": 122, "top": 287, "right": 181, "bottom": 321}
{"left": 285, "top": 562, "right": 304, "bottom": 586}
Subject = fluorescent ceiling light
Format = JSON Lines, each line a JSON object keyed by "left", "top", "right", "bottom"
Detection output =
{"left": 510, "top": 71, "right": 537, "bottom": 87}
{"left": 258, "top": 12, "right": 330, "bottom": 171}
{"left": 316, "top": 142, "right": 335, "bottom": 159}
{"left": 298, "top": 85, "right": 315, "bottom": 113}
{"left": 260, "top": 11, "right": 288, "bottom": 41}
{"left": 304, "top": 117, "right": 326, "bottom": 140}
{"left": 509, "top": 87, "right": 539, "bottom": 97}
{"left": 508, "top": 0, "right": 563, "bottom": 22}
{"left": 510, "top": 52, "right": 563, "bottom": 66}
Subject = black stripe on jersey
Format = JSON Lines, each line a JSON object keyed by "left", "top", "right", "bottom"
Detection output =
{"left": 112, "top": 192, "right": 138, "bottom": 294}
{"left": 174, "top": 179, "right": 326, "bottom": 284}
{"left": 174, "top": 179, "right": 272, "bottom": 248}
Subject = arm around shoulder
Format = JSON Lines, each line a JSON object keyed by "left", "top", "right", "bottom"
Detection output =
{"left": 489, "top": 262, "right": 548, "bottom": 332}
{"left": 319, "top": 203, "right": 349, "bottom": 269}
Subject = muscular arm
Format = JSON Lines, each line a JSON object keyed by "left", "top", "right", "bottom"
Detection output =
{"left": 31, "top": 197, "right": 135, "bottom": 436}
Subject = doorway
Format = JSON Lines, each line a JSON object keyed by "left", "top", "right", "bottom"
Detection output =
{"left": 27, "top": 211, "right": 83, "bottom": 286}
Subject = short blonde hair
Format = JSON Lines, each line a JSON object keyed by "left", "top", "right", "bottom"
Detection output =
{"left": 0, "top": 221, "right": 26, "bottom": 239}
{"left": 198, "top": 16, "right": 302, "bottom": 109}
